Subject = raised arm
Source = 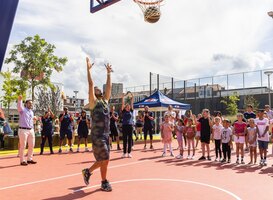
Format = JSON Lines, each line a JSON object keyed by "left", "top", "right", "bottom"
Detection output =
{"left": 130, "top": 93, "right": 134, "bottom": 110}
{"left": 17, "top": 95, "right": 24, "bottom": 113}
{"left": 104, "top": 63, "right": 112, "bottom": 102}
{"left": 86, "top": 57, "right": 96, "bottom": 109}
{"left": 48, "top": 107, "right": 55, "bottom": 119}
{"left": 121, "top": 93, "right": 125, "bottom": 111}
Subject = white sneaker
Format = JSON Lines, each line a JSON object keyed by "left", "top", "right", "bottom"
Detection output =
{"left": 122, "top": 153, "right": 126, "bottom": 158}
{"left": 187, "top": 155, "right": 190, "bottom": 159}
{"left": 264, "top": 159, "right": 267, "bottom": 166}
{"left": 128, "top": 154, "right": 132, "bottom": 158}
{"left": 191, "top": 155, "right": 195, "bottom": 160}
{"left": 176, "top": 154, "right": 183, "bottom": 159}
{"left": 162, "top": 152, "right": 166, "bottom": 157}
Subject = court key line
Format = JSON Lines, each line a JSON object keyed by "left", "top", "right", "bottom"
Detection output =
{"left": 0, "top": 160, "right": 150, "bottom": 191}
{"left": 74, "top": 178, "right": 242, "bottom": 200}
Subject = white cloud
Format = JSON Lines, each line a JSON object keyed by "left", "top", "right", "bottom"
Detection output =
{"left": 2, "top": 0, "right": 273, "bottom": 99}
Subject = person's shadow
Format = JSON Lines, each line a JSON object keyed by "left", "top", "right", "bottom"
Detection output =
{"left": 42, "top": 186, "right": 101, "bottom": 200}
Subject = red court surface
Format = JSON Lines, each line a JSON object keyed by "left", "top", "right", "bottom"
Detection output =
{"left": 1, "top": 141, "right": 273, "bottom": 200}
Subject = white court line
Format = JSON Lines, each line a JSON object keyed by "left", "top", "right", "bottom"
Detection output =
{"left": 0, "top": 160, "right": 149, "bottom": 191}
{"left": 74, "top": 178, "right": 242, "bottom": 200}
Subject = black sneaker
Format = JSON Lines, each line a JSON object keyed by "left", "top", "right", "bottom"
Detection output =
{"left": 207, "top": 156, "right": 211, "bottom": 161}
{"left": 101, "top": 180, "right": 112, "bottom": 192}
{"left": 198, "top": 156, "right": 206, "bottom": 160}
{"left": 150, "top": 145, "right": 154, "bottom": 149}
{"left": 58, "top": 148, "right": 62, "bottom": 153}
{"left": 221, "top": 159, "right": 226, "bottom": 163}
{"left": 82, "top": 168, "right": 92, "bottom": 185}
{"left": 227, "top": 159, "right": 231, "bottom": 163}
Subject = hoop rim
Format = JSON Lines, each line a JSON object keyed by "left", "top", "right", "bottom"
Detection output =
{"left": 133, "top": 0, "right": 164, "bottom": 6}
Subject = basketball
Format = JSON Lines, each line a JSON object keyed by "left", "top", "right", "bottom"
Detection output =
{"left": 144, "top": 6, "right": 161, "bottom": 23}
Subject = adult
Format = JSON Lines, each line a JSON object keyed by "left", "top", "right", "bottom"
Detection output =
{"left": 58, "top": 107, "right": 73, "bottom": 153}
{"left": 198, "top": 109, "right": 213, "bottom": 161}
{"left": 143, "top": 106, "right": 154, "bottom": 149}
{"left": 243, "top": 104, "right": 256, "bottom": 151}
{"left": 109, "top": 106, "right": 121, "bottom": 150}
{"left": 135, "top": 111, "right": 144, "bottom": 141}
{"left": 77, "top": 110, "right": 90, "bottom": 152}
{"left": 82, "top": 57, "right": 112, "bottom": 192}
{"left": 164, "top": 105, "right": 176, "bottom": 124}
{"left": 17, "top": 95, "right": 37, "bottom": 166}
{"left": 121, "top": 93, "right": 134, "bottom": 158}
{"left": 264, "top": 105, "right": 273, "bottom": 120}
{"left": 40, "top": 108, "right": 55, "bottom": 155}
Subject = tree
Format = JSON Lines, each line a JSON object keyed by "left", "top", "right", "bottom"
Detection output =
{"left": 244, "top": 95, "right": 259, "bottom": 111}
{"left": 221, "top": 93, "right": 240, "bottom": 115}
{"left": 0, "top": 71, "right": 28, "bottom": 117}
{"left": 34, "top": 86, "right": 62, "bottom": 117}
{"left": 5, "top": 34, "right": 67, "bottom": 101}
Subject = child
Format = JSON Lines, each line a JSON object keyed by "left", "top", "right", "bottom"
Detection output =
{"left": 247, "top": 118, "right": 257, "bottom": 164}
{"left": 185, "top": 118, "right": 196, "bottom": 159}
{"left": 198, "top": 109, "right": 213, "bottom": 160}
{"left": 233, "top": 113, "right": 247, "bottom": 164}
{"left": 161, "top": 114, "right": 174, "bottom": 157}
{"left": 254, "top": 109, "right": 269, "bottom": 166}
{"left": 175, "top": 119, "right": 184, "bottom": 159}
{"left": 221, "top": 119, "right": 232, "bottom": 163}
{"left": 212, "top": 117, "right": 223, "bottom": 162}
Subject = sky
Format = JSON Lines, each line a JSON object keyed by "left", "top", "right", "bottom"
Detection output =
{"left": 2, "top": 0, "right": 273, "bottom": 100}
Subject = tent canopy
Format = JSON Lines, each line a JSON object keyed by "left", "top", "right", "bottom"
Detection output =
{"left": 133, "top": 90, "right": 191, "bottom": 111}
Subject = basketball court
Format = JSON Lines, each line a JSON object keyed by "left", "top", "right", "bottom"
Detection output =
{"left": 1, "top": 141, "right": 273, "bottom": 200}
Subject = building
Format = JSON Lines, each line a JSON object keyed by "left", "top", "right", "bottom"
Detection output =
{"left": 103, "top": 83, "right": 123, "bottom": 98}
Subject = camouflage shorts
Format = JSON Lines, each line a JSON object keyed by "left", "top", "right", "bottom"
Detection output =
{"left": 91, "top": 134, "right": 110, "bottom": 161}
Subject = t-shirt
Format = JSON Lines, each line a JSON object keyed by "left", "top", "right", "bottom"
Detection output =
{"left": 233, "top": 121, "right": 247, "bottom": 136}
{"left": 212, "top": 124, "right": 223, "bottom": 140}
{"left": 243, "top": 112, "right": 256, "bottom": 120}
{"left": 144, "top": 111, "right": 154, "bottom": 128}
{"left": 198, "top": 117, "right": 211, "bottom": 137}
{"left": 221, "top": 127, "right": 232, "bottom": 143}
{"left": 59, "top": 113, "right": 72, "bottom": 131}
{"left": 122, "top": 109, "right": 133, "bottom": 126}
{"left": 41, "top": 117, "right": 53, "bottom": 135}
{"left": 77, "top": 116, "right": 89, "bottom": 134}
{"left": 254, "top": 118, "right": 269, "bottom": 142}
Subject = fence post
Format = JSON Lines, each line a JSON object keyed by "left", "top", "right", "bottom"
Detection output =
{"left": 184, "top": 80, "right": 186, "bottom": 101}
{"left": 171, "top": 77, "right": 174, "bottom": 99}
{"left": 194, "top": 83, "right": 197, "bottom": 114}
{"left": 157, "top": 74, "right": 159, "bottom": 91}
{"left": 149, "top": 72, "right": 152, "bottom": 95}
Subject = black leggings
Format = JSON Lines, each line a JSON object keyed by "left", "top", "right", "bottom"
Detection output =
{"left": 222, "top": 143, "right": 231, "bottom": 160}
{"left": 144, "top": 127, "right": 153, "bottom": 141}
{"left": 215, "top": 139, "right": 222, "bottom": 158}
{"left": 0, "top": 134, "right": 5, "bottom": 149}
{"left": 122, "top": 125, "right": 133, "bottom": 154}
{"left": 40, "top": 134, "right": 53, "bottom": 153}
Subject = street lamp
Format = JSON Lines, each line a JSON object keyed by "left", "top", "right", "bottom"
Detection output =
{"left": 264, "top": 71, "right": 273, "bottom": 107}
{"left": 73, "top": 90, "right": 79, "bottom": 114}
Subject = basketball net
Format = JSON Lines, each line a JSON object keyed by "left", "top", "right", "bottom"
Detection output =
{"left": 133, "top": 0, "right": 164, "bottom": 19}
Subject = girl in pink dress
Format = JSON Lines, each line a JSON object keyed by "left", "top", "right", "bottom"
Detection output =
{"left": 161, "top": 115, "right": 174, "bottom": 157}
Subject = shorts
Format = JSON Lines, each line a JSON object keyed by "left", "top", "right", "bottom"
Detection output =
{"left": 249, "top": 141, "right": 257, "bottom": 148}
{"left": 196, "top": 131, "right": 201, "bottom": 137}
{"left": 234, "top": 136, "right": 245, "bottom": 144}
{"left": 78, "top": 130, "right": 88, "bottom": 139}
{"left": 110, "top": 126, "right": 119, "bottom": 137}
{"left": 258, "top": 140, "right": 269, "bottom": 150}
{"left": 92, "top": 135, "right": 110, "bottom": 161}
{"left": 60, "top": 130, "right": 72, "bottom": 140}
{"left": 200, "top": 132, "right": 210, "bottom": 144}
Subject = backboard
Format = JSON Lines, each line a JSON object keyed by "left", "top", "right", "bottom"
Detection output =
{"left": 90, "top": 0, "right": 121, "bottom": 13}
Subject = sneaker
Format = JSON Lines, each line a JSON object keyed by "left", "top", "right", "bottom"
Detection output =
{"left": 101, "top": 180, "right": 112, "bottom": 192}
{"left": 176, "top": 154, "right": 183, "bottom": 159}
{"left": 207, "top": 156, "right": 211, "bottom": 161}
{"left": 241, "top": 160, "right": 245, "bottom": 164}
{"left": 150, "top": 145, "right": 154, "bottom": 149}
{"left": 264, "top": 159, "right": 267, "bottom": 166}
{"left": 170, "top": 153, "right": 174, "bottom": 157}
{"left": 198, "top": 156, "right": 206, "bottom": 160}
{"left": 82, "top": 168, "right": 92, "bottom": 185}
{"left": 128, "top": 154, "right": 132, "bottom": 158}
{"left": 162, "top": 152, "right": 166, "bottom": 157}
{"left": 214, "top": 158, "right": 218, "bottom": 162}
{"left": 144, "top": 145, "right": 147, "bottom": 149}
{"left": 77, "top": 147, "right": 80, "bottom": 153}
{"left": 85, "top": 147, "right": 89, "bottom": 152}
{"left": 121, "top": 153, "right": 126, "bottom": 158}
{"left": 236, "top": 159, "right": 239, "bottom": 164}
{"left": 69, "top": 148, "right": 73, "bottom": 152}
{"left": 20, "top": 161, "right": 28, "bottom": 166}
{"left": 187, "top": 155, "right": 191, "bottom": 159}
{"left": 191, "top": 155, "right": 195, "bottom": 160}
{"left": 227, "top": 159, "right": 231, "bottom": 163}
{"left": 221, "top": 159, "right": 226, "bottom": 163}
{"left": 40, "top": 152, "right": 43, "bottom": 155}
{"left": 58, "top": 148, "right": 62, "bottom": 153}
{"left": 259, "top": 159, "right": 263, "bottom": 166}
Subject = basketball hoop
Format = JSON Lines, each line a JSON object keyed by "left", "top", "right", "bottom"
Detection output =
{"left": 133, "top": 0, "right": 164, "bottom": 23}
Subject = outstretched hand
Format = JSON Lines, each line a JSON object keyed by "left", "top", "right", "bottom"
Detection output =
{"left": 105, "top": 63, "right": 113, "bottom": 73}
{"left": 18, "top": 95, "right": 23, "bottom": 101}
{"left": 86, "top": 57, "right": 94, "bottom": 70}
